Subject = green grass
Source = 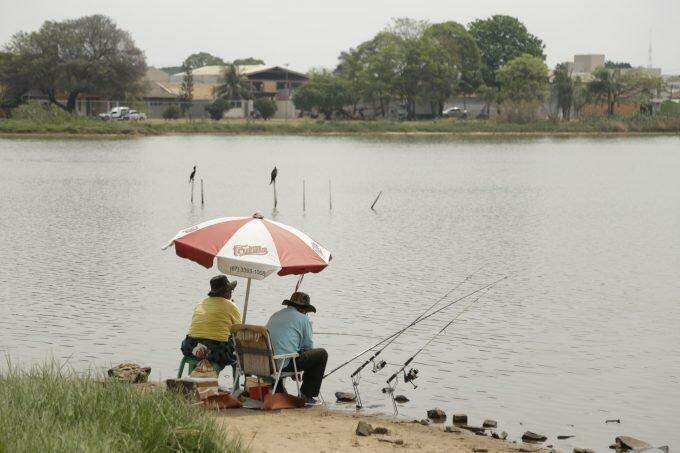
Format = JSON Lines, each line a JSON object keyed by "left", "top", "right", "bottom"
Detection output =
{"left": 0, "top": 362, "right": 244, "bottom": 453}
{"left": 1, "top": 115, "right": 680, "bottom": 136}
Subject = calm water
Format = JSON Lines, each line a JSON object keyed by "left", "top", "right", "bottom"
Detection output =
{"left": 1, "top": 135, "right": 678, "bottom": 451}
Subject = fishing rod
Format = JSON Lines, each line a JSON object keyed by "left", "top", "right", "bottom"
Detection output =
{"left": 324, "top": 265, "right": 487, "bottom": 381}
{"left": 343, "top": 265, "right": 486, "bottom": 408}
{"left": 383, "top": 287, "right": 495, "bottom": 415}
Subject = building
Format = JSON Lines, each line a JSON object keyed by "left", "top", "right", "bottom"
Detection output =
{"left": 573, "top": 54, "right": 605, "bottom": 73}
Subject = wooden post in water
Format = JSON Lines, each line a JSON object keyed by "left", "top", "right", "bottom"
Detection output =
{"left": 370, "top": 190, "right": 382, "bottom": 210}
{"left": 303, "top": 179, "right": 306, "bottom": 212}
{"left": 200, "top": 179, "right": 205, "bottom": 206}
{"left": 190, "top": 180, "right": 194, "bottom": 204}
{"left": 273, "top": 180, "right": 278, "bottom": 210}
{"left": 329, "top": 180, "right": 333, "bottom": 211}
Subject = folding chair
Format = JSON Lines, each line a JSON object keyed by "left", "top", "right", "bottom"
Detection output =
{"left": 230, "top": 324, "right": 301, "bottom": 399}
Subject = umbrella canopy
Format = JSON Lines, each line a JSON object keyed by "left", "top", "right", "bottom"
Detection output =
{"left": 163, "top": 213, "right": 332, "bottom": 280}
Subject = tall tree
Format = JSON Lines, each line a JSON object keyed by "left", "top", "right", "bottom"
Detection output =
{"left": 588, "top": 67, "right": 660, "bottom": 116}
{"left": 0, "top": 15, "right": 146, "bottom": 112}
{"left": 497, "top": 54, "right": 549, "bottom": 122}
{"left": 468, "top": 15, "right": 545, "bottom": 90}
{"left": 553, "top": 62, "right": 574, "bottom": 120}
{"left": 292, "top": 70, "right": 353, "bottom": 120}
{"left": 214, "top": 64, "right": 251, "bottom": 100}
{"left": 232, "top": 57, "right": 265, "bottom": 66}
{"left": 178, "top": 63, "right": 194, "bottom": 116}
{"left": 183, "top": 52, "right": 224, "bottom": 69}
{"left": 604, "top": 61, "right": 632, "bottom": 69}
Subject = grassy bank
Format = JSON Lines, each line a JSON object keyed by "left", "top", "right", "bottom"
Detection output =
{"left": 1, "top": 115, "right": 680, "bottom": 137}
{"left": 0, "top": 363, "right": 244, "bottom": 453}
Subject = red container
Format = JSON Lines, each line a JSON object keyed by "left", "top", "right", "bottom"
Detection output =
{"left": 248, "top": 384, "right": 271, "bottom": 400}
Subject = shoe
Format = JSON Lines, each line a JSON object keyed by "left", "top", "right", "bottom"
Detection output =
{"left": 302, "top": 394, "right": 322, "bottom": 406}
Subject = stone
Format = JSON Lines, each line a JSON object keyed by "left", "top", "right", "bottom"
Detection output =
{"left": 165, "top": 378, "right": 198, "bottom": 397}
{"left": 558, "top": 435, "right": 575, "bottom": 440}
{"left": 108, "top": 363, "right": 151, "bottom": 383}
{"left": 483, "top": 419, "right": 498, "bottom": 428}
{"left": 373, "top": 427, "right": 390, "bottom": 435}
{"left": 419, "top": 419, "right": 431, "bottom": 426}
{"left": 460, "top": 425, "right": 485, "bottom": 434}
{"left": 573, "top": 449, "right": 595, "bottom": 453}
{"left": 501, "top": 431, "right": 508, "bottom": 440}
{"left": 522, "top": 431, "right": 547, "bottom": 442}
{"left": 427, "top": 408, "right": 447, "bottom": 422}
{"left": 394, "top": 394, "right": 410, "bottom": 403}
{"left": 615, "top": 436, "right": 652, "bottom": 450}
{"left": 492, "top": 432, "right": 500, "bottom": 439}
{"left": 445, "top": 426, "right": 462, "bottom": 434}
{"left": 378, "top": 439, "right": 404, "bottom": 446}
{"left": 474, "top": 449, "right": 489, "bottom": 453}
{"left": 335, "top": 391, "right": 356, "bottom": 403}
{"left": 355, "top": 421, "right": 373, "bottom": 436}
{"left": 452, "top": 413, "right": 468, "bottom": 425}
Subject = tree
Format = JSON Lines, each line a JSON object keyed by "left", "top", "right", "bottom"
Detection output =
{"left": 254, "top": 98, "right": 277, "bottom": 120}
{"left": 424, "top": 21, "right": 482, "bottom": 105}
{"left": 178, "top": 63, "right": 194, "bottom": 116}
{"left": 553, "top": 62, "right": 574, "bottom": 120}
{"left": 162, "top": 104, "right": 181, "bottom": 119}
{"left": 588, "top": 67, "right": 661, "bottom": 115}
{"left": 292, "top": 70, "right": 353, "bottom": 120}
{"left": 232, "top": 57, "right": 265, "bottom": 66}
{"left": 204, "top": 98, "right": 230, "bottom": 120}
{"left": 214, "top": 64, "right": 251, "bottom": 100}
{"left": 183, "top": 52, "right": 224, "bottom": 69}
{"left": 468, "top": 15, "right": 545, "bottom": 90}
{"left": 605, "top": 61, "right": 632, "bottom": 69}
{"left": 0, "top": 15, "right": 146, "bottom": 112}
{"left": 497, "top": 54, "right": 549, "bottom": 122}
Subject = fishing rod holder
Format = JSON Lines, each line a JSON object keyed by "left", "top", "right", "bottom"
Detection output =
{"left": 382, "top": 385, "right": 398, "bottom": 415}
{"left": 351, "top": 375, "right": 363, "bottom": 410}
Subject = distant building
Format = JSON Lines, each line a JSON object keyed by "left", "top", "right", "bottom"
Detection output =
{"left": 573, "top": 54, "right": 605, "bottom": 73}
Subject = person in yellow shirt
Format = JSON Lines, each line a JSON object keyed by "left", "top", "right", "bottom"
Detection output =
{"left": 180, "top": 275, "right": 242, "bottom": 369}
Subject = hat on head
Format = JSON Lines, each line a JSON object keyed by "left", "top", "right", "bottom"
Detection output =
{"left": 208, "top": 275, "right": 237, "bottom": 297}
{"left": 282, "top": 291, "right": 316, "bottom": 313}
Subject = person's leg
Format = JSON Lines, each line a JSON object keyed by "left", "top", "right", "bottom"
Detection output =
{"left": 292, "top": 348, "right": 328, "bottom": 398}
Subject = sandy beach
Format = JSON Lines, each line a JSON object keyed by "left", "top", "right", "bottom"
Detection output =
{"left": 214, "top": 407, "right": 548, "bottom": 453}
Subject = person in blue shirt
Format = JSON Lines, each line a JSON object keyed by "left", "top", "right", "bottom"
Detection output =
{"left": 266, "top": 291, "right": 328, "bottom": 405}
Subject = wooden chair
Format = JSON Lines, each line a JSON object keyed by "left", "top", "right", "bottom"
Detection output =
{"left": 230, "top": 324, "right": 301, "bottom": 398}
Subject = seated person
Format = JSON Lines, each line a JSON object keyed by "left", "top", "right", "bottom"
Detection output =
{"left": 181, "top": 275, "right": 241, "bottom": 369}
{"left": 266, "top": 291, "right": 328, "bottom": 405}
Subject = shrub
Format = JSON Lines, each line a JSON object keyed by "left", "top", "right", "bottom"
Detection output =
{"left": 11, "top": 100, "right": 75, "bottom": 122}
{"left": 204, "top": 98, "right": 229, "bottom": 121}
{"left": 253, "top": 98, "right": 277, "bottom": 120}
{"left": 162, "top": 104, "right": 182, "bottom": 119}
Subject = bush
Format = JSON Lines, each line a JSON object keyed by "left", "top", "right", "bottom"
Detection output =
{"left": 204, "top": 98, "right": 229, "bottom": 121}
{"left": 0, "top": 362, "right": 243, "bottom": 452}
{"left": 660, "top": 101, "right": 680, "bottom": 117}
{"left": 11, "top": 100, "right": 75, "bottom": 122}
{"left": 162, "top": 104, "right": 182, "bottom": 119}
{"left": 253, "top": 98, "right": 277, "bottom": 120}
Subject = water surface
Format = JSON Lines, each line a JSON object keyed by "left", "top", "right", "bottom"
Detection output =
{"left": 1, "top": 135, "right": 678, "bottom": 451}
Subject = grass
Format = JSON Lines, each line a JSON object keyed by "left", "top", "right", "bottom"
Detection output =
{"left": 1, "top": 115, "right": 680, "bottom": 137}
{"left": 0, "top": 362, "right": 244, "bottom": 453}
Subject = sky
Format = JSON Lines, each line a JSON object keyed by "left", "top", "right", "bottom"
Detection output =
{"left": 1, "top": 0, "right": 679, "bottom": 74}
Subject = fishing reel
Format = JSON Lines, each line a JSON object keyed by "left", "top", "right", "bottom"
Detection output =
{"left": 403, "top": 368, "right": 419, "bottom": 388}
{"left": 371, "top": 359, "right": 387, "bottom": 373}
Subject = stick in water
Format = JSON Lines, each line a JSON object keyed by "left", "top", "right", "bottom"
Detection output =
{"left": 273, "top": 179, "right": 278, "bottom": 209}
{"left": 329, "top": 180, "right": 332, "bottom": 211}
{"left": 303, "top": 179, "right": 306, "bottom": 212}
{"left": 200, "top": 179, "right": 205, "bottom": 206}
{"left": 190, "top": 179, "right": 194, "bottom": 204}
{"left": 370, "top": 191, "right": 382, "bottom": 210}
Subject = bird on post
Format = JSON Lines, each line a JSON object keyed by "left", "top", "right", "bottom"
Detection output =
{"left": 189, "top": 165, "right": 197, "bottom": 183}
{"left": 270, "top": 166, "right": 278, "bottom": 185}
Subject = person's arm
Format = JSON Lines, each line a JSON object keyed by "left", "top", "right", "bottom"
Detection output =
{"left": 299, "top": 317, "right": 314, "bottom": 352}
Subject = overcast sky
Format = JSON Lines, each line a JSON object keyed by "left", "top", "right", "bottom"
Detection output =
{"left": 1, "top": 0, "right": 679, "bottom": 74}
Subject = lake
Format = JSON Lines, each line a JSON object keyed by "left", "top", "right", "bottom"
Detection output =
{"left": 1, "top": 134, "right": 678, "bottom": 451}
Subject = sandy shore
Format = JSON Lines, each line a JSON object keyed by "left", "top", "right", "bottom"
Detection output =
{"left": 213, "top": 407, "right": 548, "bottom": 453}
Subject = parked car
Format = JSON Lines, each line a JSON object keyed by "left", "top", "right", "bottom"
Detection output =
{"left": 126, "top": 110, "right": 147, "bottom": 121}
{"left": 442, "top": 106, "right": 468, "bottom": 119}
{"left": 98, "top": 106, "right": 130, "bottom": 121}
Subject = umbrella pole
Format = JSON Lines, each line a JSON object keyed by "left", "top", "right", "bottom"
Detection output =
{"left": 242, "top": 278, "right": 252, "bottom": 323}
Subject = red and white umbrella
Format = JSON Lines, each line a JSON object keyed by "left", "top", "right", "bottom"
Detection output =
{"left": 163, "top": 213, "right": 332, "bottom": 320}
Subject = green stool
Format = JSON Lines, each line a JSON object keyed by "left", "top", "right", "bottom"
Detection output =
{"left": 177, "top": 356, "right": 235, "bottom": 380}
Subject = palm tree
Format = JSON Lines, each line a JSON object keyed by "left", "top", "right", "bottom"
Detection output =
{"left": 214, "top": 63, "right": 251, "bottom": 101}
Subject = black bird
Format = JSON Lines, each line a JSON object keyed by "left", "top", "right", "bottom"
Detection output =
{"left": 189, "top": 165, "right": 196, "bottom": 183}
{"left": 270, "top": 166, "right": 277, "bottom": 185}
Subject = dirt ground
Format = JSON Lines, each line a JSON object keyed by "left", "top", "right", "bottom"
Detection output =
{"left": 213, "top": 407, "right": 548, "bottom": 453}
